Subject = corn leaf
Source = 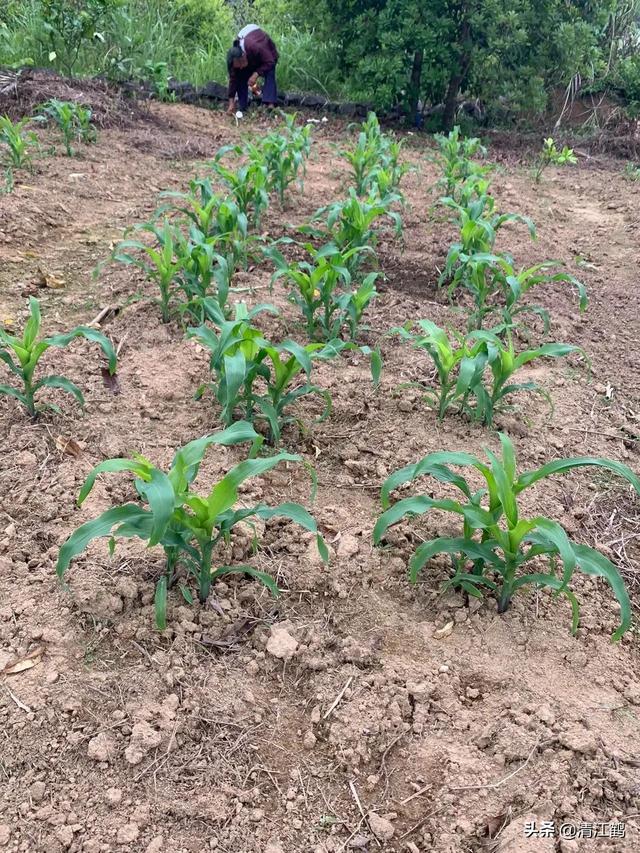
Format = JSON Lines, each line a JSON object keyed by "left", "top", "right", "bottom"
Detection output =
{"left": 33, "top": 375, "right": 84, "bottom": 407}
{"left": 57, "top": 504, "right": 151, "bottom": 577}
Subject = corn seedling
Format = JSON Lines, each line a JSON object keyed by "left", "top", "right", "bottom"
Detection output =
{"left": 265, "top": 242, "right": 379, "bottom": 341}
{"left": 374, "top": 433, "right": 640, "bottom": 639}
{"left": 433, "top": 126, "right": 490, "bottom": 199}
{"left": 534, "top": 137, "right": 577, "bottom": 183}
{"left": 305, "top": 189, "right": 402, "bottom": 276}
{"left": 485, "top": 255, "right": 587, "bottom": 334}
{"left": 161, "top": 181, "right": 253, "bottom": 270}
{"left": 175, "top": 229, "right": 233, "bottom": 325}
{"left": 467, "top": 327, "right": 582, "bottom": 426}
{"left": 441, "top": 191, "right": 535, "bottom": 261}
{"left": 393, "top": 321, "right": 582, "bottom": 425}
{"left": 392, "top": 320, "right": 488, "bottom": 421}
{"left": 0, "top": 296, "right": 116, "bottom": 417}
{"left": 36, "top": 99, "right": 96, "bottom": 156}
{"left": 211, "top": 154, "right": 269, "bottom": 229}
{"left": 188, "top": 305, "right": 367, "bottom": 443}
{"left": 56, "top": 421, "right": 328, "bottom": 628}
{"left": 0, "top": 115, "right": 37, "bottom": 169}
{"left": 343, "top": 112, "right": 411, "bottom": 197}
{"left": 114, "top": 220, "right": 184, "bottom": 323}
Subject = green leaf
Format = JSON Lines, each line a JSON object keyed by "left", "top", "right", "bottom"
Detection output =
{"left": 380, "top": 454, "right": 475, "bottom": 510}
{"left": 210, "top": 564, "right": 280, "bottom": 596}
{"left": 155, "top": 576, "right": 168, "bottom": 630}
{"left": 23, "top": 297, "right": 42, "bottom": 349}
{"left": 512, "top": 572, "right": 580, "bottom": 634}
{"left": 78, "top": 458, "right": 150, "bottom": 505}
{"left": 207, "top": 454, "right": 301, "bottom": 519}
{"left": 46, "top": 326, "right": 117, "bottom": 375}
{"left": 0, "top": 383, "right": 28, "bottom": 407}
{"left": 572, "top": 543, "right": 632, "bottom": 641}
{"left": 0, "top": 350, "right": 22, "bottom": 376}
{"left": 33, "top": 375, "right": 84, "bottom": 407}
{"left": 169, "top": 422, "right": 261, "bottom": 492}
{"left": 374, "top": 496, "right": 477, "bottom": 545}
{"left": 526, "top": 518, "right": 576, "bottom": 588}
{"left": 408, "top": 537, "right": 504, "bottom": 583}
{"left": 57, "top": 504, "right": 151, "bottom": 577}
{"left": 254, "top": 502, "right": 327, "bottom": 562}
{"left": 137, "top": 467, "right": 175, "bottom": 547}
{"left": 517, "top": 457, "right": 640, "bottom": 496}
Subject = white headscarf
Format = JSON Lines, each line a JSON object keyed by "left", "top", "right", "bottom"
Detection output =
{"left": 238, "top": 24, "right": 260, "bottom": 51}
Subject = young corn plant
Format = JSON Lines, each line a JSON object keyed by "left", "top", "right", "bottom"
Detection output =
{"left": 113, "top": 220, "right": 184, "bottom": 323}
{"left": 534, "top": 137, "right": 578, "bottom": 183}
{"left": 393, "top": 320, "right": 581, "bottom": 425}
{"left": 0, "top": 296, "right": 117, "bottom": 417}
{"left": 391, "top": 320, "right": 489, "bottom": 421}
{"left": 36, "top": 99, "right": 96, "bottom": 156}
{"left": 188, "top": 306, "right": 356, "bottom": 444}
{"left": 488, "top": 255, "right": 587, "bottom": 334}
{"left": 374, "top": 433, "right": 640, "bottom": 639}
{"left": 175, "top": 229, "right": 233, "bottom": 325}
{"left": 161, "top": 180, "right": 253, "bottom": 268}
{"left": 466, "top": 328, "right": 583, "bottom": 426}
{"left": 343, "top": 112, "right": 411, "bottom": 197}
{"left": 433, "top": 126, "right": 490, "bottom": 198}
{"left": 0, "top": 115, "right": 37, "bottom": 169}
{"left": 56, "top": 422, "right": 328, "bottom": 628}
{"left": 441, "top": 191, "right": 536, "bottom": 262}
{"left": 210, "top": 155, "right": 269, "bottom": 229}
{"left": 264, "top": 242, "right": 379, "bottom": 341}
{"left": 246, "top": 135, "right": 301, "bottom": 207}
{"left": 305, "top": 189, "right": 402, "bottom": 277}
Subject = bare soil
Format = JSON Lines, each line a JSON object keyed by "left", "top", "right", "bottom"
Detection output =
{"left": 0, "top": 100, "right": 639, "bottom": 853}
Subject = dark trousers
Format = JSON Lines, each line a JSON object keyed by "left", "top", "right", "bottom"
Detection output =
{"left": 236, "top": 64, "right": 278, "bottom": 110}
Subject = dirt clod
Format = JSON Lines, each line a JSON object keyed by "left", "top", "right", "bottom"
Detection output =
{"left": 368, "top": 812, "right": 395, "bottom": 841}
{"left": 266, "top": 625, "right": 298, "bottom": 660}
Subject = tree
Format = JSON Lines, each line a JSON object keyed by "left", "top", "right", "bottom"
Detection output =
{"left": 299, "top": 0, "right": 623, "bottom": 127}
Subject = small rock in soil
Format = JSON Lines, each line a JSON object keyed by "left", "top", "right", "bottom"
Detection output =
{"left": 29, "top": 781, "right": 46, "bottom": 802}
{"left": 117, "top": 822, "right": 140, "bottom": 844}
{"left": 266, "top": 625, "right": 298, "bottom": 661}
{"left": 55, "top": 826, "right": 74, "bottom": 848}
{"left": 87, "top": 732, "right": 117, "bottom": 763}
{"left": 558, "top": 726, "right": 598, "bottom": 755}
{"left": 105, "top": 787, "right": 123, "bottom": 806}
{"left": 265, "top": 841, "right": 285, "bottom": 853}
{"left": 145, "top": 836, "right": 164, "bottom": 853}
{"left": 337, "top": 533, "right": 360, "bottom": 558}
{"left": 125, "top": 721, "right": 162, "bottom": 765}
{"left": 367, "top": 812, "right": 395, "bottom": 841}
{"left": 0, "top": 825, "right": 10, "bottom": 847}
{"left": 303, "top": 730, "right": 317, "bottom": 750}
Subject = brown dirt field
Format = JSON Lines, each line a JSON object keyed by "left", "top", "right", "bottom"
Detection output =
{"left": 1, "top": 100, "right": 639, "bottom": 853}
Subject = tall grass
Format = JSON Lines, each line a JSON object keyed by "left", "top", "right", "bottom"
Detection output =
{"left": 0, "top": 0, "right": 344, "bottom": 97}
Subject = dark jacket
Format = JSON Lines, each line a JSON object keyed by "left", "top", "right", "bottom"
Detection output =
{"left": 228, "top": 29, "right": 279, "bottom": 98}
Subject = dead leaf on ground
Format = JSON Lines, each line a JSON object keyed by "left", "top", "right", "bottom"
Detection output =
{"left": 35, "top": 266, "right": 65, "bottom": 289}
{"left": 55, "top": 435, "right": 82, "bottom": 458}
{"left": 2, "top": 645, "right": 44, "bottom": 675}
{"left": 433, "top": 620, "right": 454, "bottom": 640}
{"left": 101, "top": 368, "right": 121, "bottom": 394}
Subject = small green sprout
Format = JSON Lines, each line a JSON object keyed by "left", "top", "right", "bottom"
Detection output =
{"left": 0, "top": 297, "right": 117, "bottom": 417}
{"left": 36, "top": 99, "right": 96, "bottom": 156}
{"left": 534, "top": 137, "right": 577, "bottom": 183}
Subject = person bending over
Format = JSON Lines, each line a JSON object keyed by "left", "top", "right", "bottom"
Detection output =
{"left": 227, "top": 24, "right": 279, "bottom": 113}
